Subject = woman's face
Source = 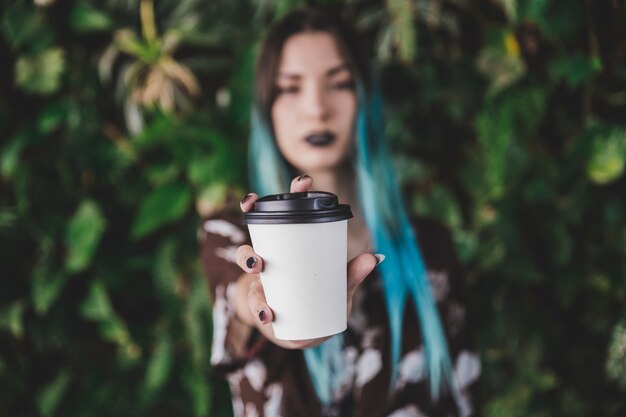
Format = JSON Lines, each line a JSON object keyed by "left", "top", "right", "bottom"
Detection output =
{"left": 271, "top": 32, "right": 357, "bottom": 174}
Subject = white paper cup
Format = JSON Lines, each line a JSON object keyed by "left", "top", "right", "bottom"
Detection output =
{"left": 243, "top": 192, "right": 352, "bottom": 340}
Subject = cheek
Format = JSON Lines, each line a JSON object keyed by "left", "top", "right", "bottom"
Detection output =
{"left": 271, "top": 101, "right": 286, "bottom": 135}
{"left": 338, "top": 95, "right": 357, "bottom": 137}
{"left": 271, "top": 101, "right": 295, "bottom": 152}
{"left": 271, "top": 96, "right": 297, "bottom": 126}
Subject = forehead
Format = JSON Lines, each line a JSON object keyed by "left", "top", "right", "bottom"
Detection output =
{"left": 277, "top": 31, "right": 347, "bottom": 76}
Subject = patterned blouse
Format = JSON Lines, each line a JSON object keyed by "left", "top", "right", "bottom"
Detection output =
{"left": 200, "top": 209, "right": 481, "bottom": 417}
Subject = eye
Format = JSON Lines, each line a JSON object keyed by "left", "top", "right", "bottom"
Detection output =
{"left": 276, "top": 85, "right": 299, "bottom": 95}
{"left": 330, "top": 79, "right": 356, "bottom": 91}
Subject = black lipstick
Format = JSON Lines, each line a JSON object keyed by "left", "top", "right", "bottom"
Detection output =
{"left": 304, "top": 132, "right": 336, "bottom": 147}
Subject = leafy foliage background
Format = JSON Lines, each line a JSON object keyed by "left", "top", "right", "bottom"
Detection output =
{"left": 1, "top": 0, "right": 625, "bottom": 416}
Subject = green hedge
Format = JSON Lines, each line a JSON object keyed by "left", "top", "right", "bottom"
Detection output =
{"left": 1, "top": 0, "right": 625, "bottom": 416}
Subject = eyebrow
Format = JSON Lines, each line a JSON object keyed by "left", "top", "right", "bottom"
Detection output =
{"left": 276, "top": 63, "right": 351, "bottom": 80}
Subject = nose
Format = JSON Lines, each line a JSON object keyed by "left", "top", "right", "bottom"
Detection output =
{"left": 302, "top": 82, "right": 330, "bottom": 121}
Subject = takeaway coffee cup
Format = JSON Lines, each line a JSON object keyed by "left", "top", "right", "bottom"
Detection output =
{"left": 243, "top": 191, "right": 353, "bottom": 340}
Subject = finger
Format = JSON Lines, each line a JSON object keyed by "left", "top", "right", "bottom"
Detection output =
{"left": 347, "top": 253, "right": 384, "bottom": 296}
{"left": 240, "top": 193, "right": 259, "bottom": 213}
{"left": 247, "top": 280, "right": 274, "bottom": 325}
{"left": 235, "top": 245, "right": 263, "bottom": 273}
{"left": 290, "top": 175, "right": 313, "bottom": 193}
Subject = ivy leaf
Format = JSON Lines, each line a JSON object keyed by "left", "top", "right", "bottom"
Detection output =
{"left": 37, "top": 103, "right": 66, "bottom": 134}
{"left": 131, "top": 183, "right": 192, "bottom": 239}
{"left": 15, "top": 48, "right": 66, "bottom": 94}
{"left": 413, "top": 184, "right": 463, "bottom": 230}
{"left": 587, "top": 127, "right": 626, "bottom": 185}
{"left": 65, "top": 200, "right": 106, "bottom": 273}
{"left": 80, "top": 280, "right": 114, "bottom": 321}
{"left": 183, "top": 367, "right": 211, "bottom": 417}
{"left": 70, "top": 1, "right": 114, "bottom": 33}
{"left": 36, "top": 369, "right": 71, "bottom": 417}
{"left": 32, "top": 267, "right": 67, "bottom": 316}
{"left": 1, "top": 129, "right": 31, "bottom": 180}
{"left": 606, "top": 319, "right": 626, "bottom": 389}
{"left": 0, "top": 300, "right": 26, "bottom": 338}
{"left": 185, "top": 275, "right": 212, "bottom": 368}
{"left": 386, "top": 0, "right": 416, "bottom": 63}
{"left": 80, "top": 280, "right": 140, "bottom": 358}
{"left": 476, "top": 34, "right": 525, "bottom": 96}
{"left": 2, "top": 3, "right": 53, "bottom": 49}
{"left": 550, "top": 54, "right": 602, "bottom": 88}
{"left": 195, "top": 182, "right": 231, "bottom": 218}
{"left": 143, "top": 330, "right": 173, "bottom": 395}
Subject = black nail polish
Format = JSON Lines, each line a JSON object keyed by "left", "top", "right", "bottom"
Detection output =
{"left": 297, "top": 174, "right": 310, "bottom": 181}
{"left": 246, "top": 256, "right": 257, "bottom": 269}
{"left": 241, "top": 193, "right": 252, "bottom": 205}
{"left": 258, "top": 310, "right": 266, "bottom": 322}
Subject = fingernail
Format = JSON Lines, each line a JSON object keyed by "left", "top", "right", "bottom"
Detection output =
{"left": 297, "top": 174, "right": 310, "bottom": 181}
{"left": 258, "top": 309, "right": 266, "bottom": 322}
{"left": 241, "top": 193, "right": 252, "bottom": 205}
{"left": 373, "top": 254, "right": 385, "bottom": 265}
{"left": 246, "top": 256, "right": 257, "bottom": 269}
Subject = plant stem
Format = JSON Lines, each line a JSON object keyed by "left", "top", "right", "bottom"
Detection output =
{"left": 140, "top": 0, "right": 157, "bottom": 46}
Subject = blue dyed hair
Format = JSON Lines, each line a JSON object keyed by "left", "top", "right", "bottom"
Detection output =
{"left": 249, "top": 6, "right": 456, "bottom": 404}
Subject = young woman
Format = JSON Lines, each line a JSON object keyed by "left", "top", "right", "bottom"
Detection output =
{"left": 200, "top": 6, "right": 480, "bottom": 417}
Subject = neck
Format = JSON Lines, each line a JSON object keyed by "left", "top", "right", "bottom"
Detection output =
{"left": 305, "top": 164, "right": 371, "bottom": 259}
{"left": 307, "top": 164, "right": 356, "bottom": 208}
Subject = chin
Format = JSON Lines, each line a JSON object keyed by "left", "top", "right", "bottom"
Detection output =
{"left": 295, "top": 157, "right": 349, "bottom": 174}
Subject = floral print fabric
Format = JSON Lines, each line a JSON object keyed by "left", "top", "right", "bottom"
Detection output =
{"left": 200, "top": 210, "right": 481, "bottom": 417}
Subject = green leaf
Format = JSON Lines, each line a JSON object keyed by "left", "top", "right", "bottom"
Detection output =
{"left": 195, "top": 182, "right": 231, "bottom": 217}
{"left": 143, "top": 330, "right": 173, "bottom": 394}
{"left": 185, "top": 275, "right": 212, "bottom": 368}
{"left": 606, "top": 320, "right": 626, "bottom": 389}
{"left": 2, "top": 3, "right": 53, "bottom": 49}
{"left": 0, "top": 300, "right": 26, "bottom": 338}
{"left": 37, "top": 103, "right": 66, "bottom": 134}
{"left": 587, "top": 127, "right": 626, "bottom": 185}
{"left": 274, "top": 0, "right": 306, "bottom": 19}
{"left": 549, "top": 54, "right": 602, "bottom": 88}
{"left": 494, "top": 0, "right": 517, "bottom": 21}
{"left": 1, "top": 129, "right": 31, "bottom": 180}
{"left": 65, "top": 200, "right": 106, "bottom": 273}
{"left": 80, "top": 281, "right": 141, "bottom": 358}
{"left": 153, "top": 239, "right": 180, "bottom": 301}
{"left": 476, "top": 38, "right": 525, "bottom": 96}
{"left": 36, "top": 369, "right": 71, "bottom": 417}
{"left": 183, "top": 367, "right": 212, "bottom": 417}
{"left": 32, "top": 267, "right": 68, "bottom": 316}
{"left": 70, "top": 2, "right": 114, "bottom": 33}
{"left": 518, "top": 0, "right": 550, "bottom": 20}
{"left": 146, "top": 163, "right": 180, "bottom": 186}
{"left": 0, "top": 206, "right": 18, "bottom": 232}
{"left": 80, "top": 281, "right": 114, "bottom": 321}
{"left": 131, "top": 183, "right": 192, "bottom": 239}
{"left": 413, "top": 185, "right": 463, "bottom": 230}
{"left": 15, "top": 48, "right": 66, "bottom": 95}
{"left": 386, "top": 0, "right": 416, "bottom": 62}
{"left": 475, "top": 85, "right": 547, "bottom": 199}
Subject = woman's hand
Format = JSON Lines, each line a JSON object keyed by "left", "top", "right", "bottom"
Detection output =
{"left": 234, "top": 175, "right": 380, "bottom": 349}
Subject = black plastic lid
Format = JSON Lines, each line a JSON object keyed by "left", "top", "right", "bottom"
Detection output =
{"left": 243, "top": 192, "right": 353, "bottom": 224}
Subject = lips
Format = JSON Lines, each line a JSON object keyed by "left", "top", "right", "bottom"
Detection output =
{"left": 304, "top": 131, "right": 336, "bottom": 147}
